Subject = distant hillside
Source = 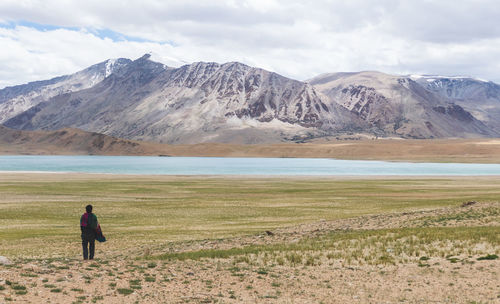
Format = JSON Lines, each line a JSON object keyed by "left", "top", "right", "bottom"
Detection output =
{"left": 309, "top": 71, "right": 498, "bottom": 138}
{"left": 0, "top": 125, "right": 163, "bottom": 155}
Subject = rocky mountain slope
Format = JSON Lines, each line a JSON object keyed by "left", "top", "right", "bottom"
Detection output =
{"left": 0, "top": 58, "right": 131, "bottom": 124}
{"left": 309, "top": 72, "right": 498, "bottom": 138}
{"left": 410, "top": 75, "right": 500, "bottom": 134}
{"left": 4, "top": 55, "right": 360, "bottom": 144}
{"left": 1, "top": 55, "right": 499, "bottom": 142}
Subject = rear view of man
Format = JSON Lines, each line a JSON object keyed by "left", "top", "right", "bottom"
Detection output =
{"left": 80, "top": 204, "right": 98, "bottom": 260}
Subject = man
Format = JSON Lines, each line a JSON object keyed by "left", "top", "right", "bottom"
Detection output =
{"left": 80, "top": 204, "right": 98, "bottom": 260}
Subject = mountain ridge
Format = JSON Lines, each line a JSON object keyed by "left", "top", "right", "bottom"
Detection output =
{"left": 0, "top": 58, "right": 132, "bottom": 124}
{"left": 2, "top": 55, "right": 500, "bottom": 143}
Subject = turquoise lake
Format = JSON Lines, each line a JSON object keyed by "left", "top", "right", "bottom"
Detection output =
{"left": 0, "top": 155, "right": 499, "bottom": 175}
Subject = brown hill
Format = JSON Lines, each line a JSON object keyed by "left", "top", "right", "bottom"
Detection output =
{"left": 0, "top": 125, "right": 165, "bottom": 155}
{"left": 1, "top": 126, "right": 500, "bottom": 163}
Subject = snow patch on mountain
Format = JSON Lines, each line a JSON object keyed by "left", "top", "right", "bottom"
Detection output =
{"left": 409, "top": 74, "right": 488, "bottom": 83}
{"left": 105, "top": 59, "right": 117, "bottom": 77}
{"left": 0, "top": 58, "right": 132, "bottom": 123}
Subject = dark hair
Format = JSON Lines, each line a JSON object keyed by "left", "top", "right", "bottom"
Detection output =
{"left": 86, "top": 204, "right": 93, "bottom": 213}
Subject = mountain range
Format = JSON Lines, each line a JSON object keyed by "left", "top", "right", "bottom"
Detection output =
{"left": 1, "top": 54, "right": 499, "bottom": 144}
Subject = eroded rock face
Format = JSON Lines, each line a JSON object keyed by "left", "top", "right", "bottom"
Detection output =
{"left": 433, "top": 104, "right": 474, "bottom": 122}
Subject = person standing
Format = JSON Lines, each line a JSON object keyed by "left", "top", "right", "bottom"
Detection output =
{"left": 80, "top": 204, "right": 98, "bottom": 260}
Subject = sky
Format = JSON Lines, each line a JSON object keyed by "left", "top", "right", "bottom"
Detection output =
{"left": 1, "top": 0, "right": 499, "bottom": 88}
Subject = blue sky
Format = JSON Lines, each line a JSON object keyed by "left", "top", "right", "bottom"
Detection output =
{"left": 0, "top": 20, "right": 173, "bottom": 44}
{"left": 0, "top": 0, "right": 499, "bottom": 88}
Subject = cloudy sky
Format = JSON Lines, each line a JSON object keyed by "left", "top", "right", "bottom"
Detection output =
{"left": 1, "top": 0, "right": 499, "bottom": 88}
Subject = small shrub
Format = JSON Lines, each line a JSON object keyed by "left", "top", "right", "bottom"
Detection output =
{"left": 50, "top": 288, "right": 63, "bottom": 293}
{"left": 477, "top": 254, "right": 498, "bottom": 261}
{"left": 11, "top": 284, "right": 26, "bottom": 290}
{"left": 285, "top": 253, "right": 302, "bottom": 266}
{"left": 117, "top": 288, "right": 134, "bottom": 295}
{"left": 256, "top": 268, "right": 268, "bottom": 275}
{"left": 234, "top": 256, "right": 250, "bottom": 264}
{"left": 447, "top": 257, "right": 459, "bottom": 263}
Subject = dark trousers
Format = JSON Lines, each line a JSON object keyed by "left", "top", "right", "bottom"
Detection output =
{"left": 82, "top": 237, "right": 95, "bottom": 260}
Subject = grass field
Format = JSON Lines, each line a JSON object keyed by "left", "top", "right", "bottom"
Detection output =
{"left": 0, "top": 173, "right": 499, "bottom": 303}
{"left": 1, "top": 173, "right": 499, "bottom": 258}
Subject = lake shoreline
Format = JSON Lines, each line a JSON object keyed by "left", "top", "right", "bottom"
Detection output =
{"left": 2, "top": 155, "right": 500, "bottom": 176}
{"left": 2, "top": 171, "right": 500, "bottom": 181}
{"left": 3, "top": 138, "right": 500, "bottom": 163}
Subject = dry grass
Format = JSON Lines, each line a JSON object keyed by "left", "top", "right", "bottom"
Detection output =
{"left": 1, "top": 173, "right": 500, "bottom": 259}
{"left": 0, "top": 173, "right": 499, "bottom": 303}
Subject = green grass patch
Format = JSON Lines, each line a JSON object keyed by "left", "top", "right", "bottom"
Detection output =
{"left": 117, "top": 288, "right": 134, "bottom": 295}
{"left": 11, "top": 284, "right": 26, "bottom": 291}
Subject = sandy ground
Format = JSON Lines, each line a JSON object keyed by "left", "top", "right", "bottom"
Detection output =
{"left": 1, "top": 202, "right": 499, "bottom": 303}
{"left": 2, "top": 257, "right": 498, "bottom": 303}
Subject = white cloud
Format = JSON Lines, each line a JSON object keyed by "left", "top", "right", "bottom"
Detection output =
{"left": 0, "top": 0, "right": 500, "bottom": 88}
